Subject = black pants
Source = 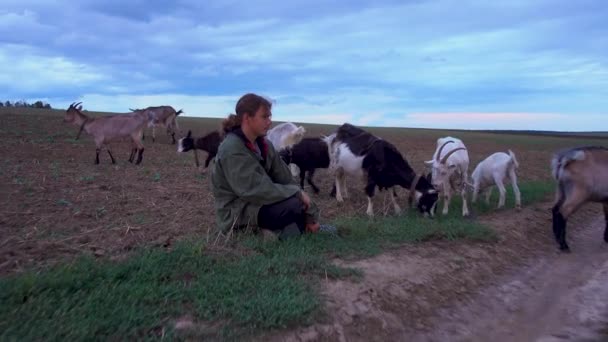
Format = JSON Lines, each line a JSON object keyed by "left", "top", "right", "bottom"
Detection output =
{"left": 258, "top": 195, "right": 306, "bottom": 234}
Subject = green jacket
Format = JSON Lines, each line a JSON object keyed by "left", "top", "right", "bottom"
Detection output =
{"left": 211, "top": 130, "right": 318, "bottom": 234}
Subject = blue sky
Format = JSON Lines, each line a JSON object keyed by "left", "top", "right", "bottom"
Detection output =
{"left": 2, "top": 0, "right": 607, "bottom": 131}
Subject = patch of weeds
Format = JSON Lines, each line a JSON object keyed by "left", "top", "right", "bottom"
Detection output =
{"left": 50, "top": 161, "right": 61, "bottom": 179}
{"left": 131, "top": 214, "right": 148, "bottom": 225}
{"left": 57, "top": 199, "right": 72, "bottom": 207}
{"left": 12, "top": 177, "right": 26, "bottom": 185}
{"left": 95, "top": 207, "right": 107, "bottom": 219}
{"left": 78, "top": 175, "right": 95, "bottom": 182}
{"left": 152, "top": 172, "right": 161, "bottom": 182}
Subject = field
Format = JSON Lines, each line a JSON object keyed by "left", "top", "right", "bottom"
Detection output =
{"left": 1, "top": 107, "right": 607, "bottom": 340}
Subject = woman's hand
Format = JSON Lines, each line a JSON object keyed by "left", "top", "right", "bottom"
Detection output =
{"left": 298, "top": 191, "right": 311, "bottom": 211}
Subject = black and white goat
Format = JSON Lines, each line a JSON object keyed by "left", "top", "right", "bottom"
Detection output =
{"left": 326, "top": 123, "right": 438, "bottom": 217}
{"left": 177, "top": 130, "right": 223, "bottom": 170}
{"left": 551, "top": 146, "right": 608, "bottom": 252}
{"left": 278, "top": 137, "right": 331, "bottom": 194}
{"left": 471, "top": 150, "right": 521, "bottom": 210}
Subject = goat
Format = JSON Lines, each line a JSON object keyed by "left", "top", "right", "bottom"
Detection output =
{"left": 550, "top": 146, "right": 608, "bottom": 252}
{"left": 326, "top": 123, "right": 438, "bottom": 217}
{"left": 177, "top": 130, "right": 223, "bottom": 170}
{"left": 266, "top": 122, "right": 306, "bottom": 177}
{"left": 130, "top": 106, "right": 183, "bottom": 144}
{"left": 471, "top": 150, "right": 521, "bottom": 210}
{"left": 425, "top": 137, "right": 470, "bottom": 216}
{"left": 63, "top": 102, "right": 149, "bottom": 165}
{"left": 278, "top": 137, "right": 330, "bottom": 194}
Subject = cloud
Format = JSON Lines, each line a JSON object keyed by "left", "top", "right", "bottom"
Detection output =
{"left": 1, "top": 0, "right": 607, "bottom": 131}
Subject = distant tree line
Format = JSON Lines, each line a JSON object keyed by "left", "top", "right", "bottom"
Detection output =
{"left": 0, "top": 100, "right": 52, "bottom": 109}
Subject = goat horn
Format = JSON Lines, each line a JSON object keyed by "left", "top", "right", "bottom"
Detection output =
{"left": 440, "top": 147, "right": 466, "bottom": 164}
{"left": 74, "top": 102, "right": 82, "bottom": 108}
{"left": 436, "top": 140, "right": 454, "bottom": 162}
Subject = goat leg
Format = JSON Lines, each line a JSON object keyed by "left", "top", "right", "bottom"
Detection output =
{"left": 307, "top": 170, "right": 320, "bottom": 194}
{"left": 552, "top": 204, "right": 569, "bottom": 252}
{"left": 95, "top": 148, "right": 100, "bottom": 165}
{"left": 604, "top": 203, "right": 608, "bottom": 243}
{"left": 135, "top": 148, "right": 144, "bottom": 165}
{"left": 107, "top": 148, "right": 116, "bottom": 164}
{"left": 128, "top": 149, "right": 136, "bottom": 163}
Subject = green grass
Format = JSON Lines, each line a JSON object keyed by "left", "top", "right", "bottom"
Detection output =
{"left": 468, "top": 180, "right": 554, "bottom": 215}
{"left": 0, "top": 212, "right": 495, "bottom": 340}
{"left": 0, "top": 181, "right": 553, "bottom": 340}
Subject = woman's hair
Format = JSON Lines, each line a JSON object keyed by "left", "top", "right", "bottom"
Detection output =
{"left": 222, "top": 93, "right": 273, "bottom": 134}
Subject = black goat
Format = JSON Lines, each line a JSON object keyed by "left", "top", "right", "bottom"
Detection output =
{"left": 279, "top": 137, "right": 331, "bottom": 194}
{"left": 177, "top": 130, "right": 222, "bottom": 169}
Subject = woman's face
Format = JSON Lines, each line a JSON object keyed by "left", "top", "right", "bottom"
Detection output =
{"left": 245, "top": 106, "right": 272, "bottom": 137}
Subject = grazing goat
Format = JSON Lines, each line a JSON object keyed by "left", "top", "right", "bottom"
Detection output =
{"left": 279, "top": 137, "right": 330, "bottom": 194}
{"left": 177, "top": 130, "right": 223, "bottom": 170}
{"left": 131, "top": 106, "right": 183, "bottom": 144}
{"left": 327, "top": 123, "right": 438, "bottom": 217}
{"left": 471, "top": 150, "right": 521, "bottom": 210}
{"left": 425, "top": 137, "right": 470, "bottom": 216}
{"left": 550, "top": 146, "right": 608, "bottom": 252}
{"left": 266, "top": 122, "right": 306, "bottom": 176}
{"left": 63, "top": 102, "right": 149, "bottom": 165}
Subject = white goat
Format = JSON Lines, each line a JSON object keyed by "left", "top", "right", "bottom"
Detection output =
{"left": 266, "top": 122, "right": 306, "bottom": 176}
{"left": 425, "top": 137, "right": 470, "bottom": 216}
{"left": 471, "top": 150, "right": 521, "bottom": 210}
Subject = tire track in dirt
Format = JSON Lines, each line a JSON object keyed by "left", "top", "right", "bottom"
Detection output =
{"left": 420, "top": 215, "right": 608, "bottom": 342}
{"left": 265, "top": 203, "right": 607, "bottom": 342}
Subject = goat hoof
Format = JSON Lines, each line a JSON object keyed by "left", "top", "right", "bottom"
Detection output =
{"left": 560, "top": 245, "right": 571, "bottom": 253}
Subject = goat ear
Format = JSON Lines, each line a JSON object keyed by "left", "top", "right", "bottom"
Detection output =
{"left": 186, "top": 130, "right": 192, "bottom": 138}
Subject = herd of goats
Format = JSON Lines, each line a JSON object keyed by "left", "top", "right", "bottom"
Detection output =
{"left": 61, "top": 102, "right": 608, "bottom": 253}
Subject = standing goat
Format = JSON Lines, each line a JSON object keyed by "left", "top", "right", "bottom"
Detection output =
{"left": 130, "top": 106, "right": 183, "bottom": 144}
{"left": 177, "top": 130, "right": 223, "bottom": 170}
{"left": 278, "top": 137, "right": 331, "bottom": 194}
{"left": 63, "top": 102, "right": 149, "bottom": 165}
{"left": 327, "top": 123, "right": 438, "bottom": 217}
{"left": 471, "top": 150, "right": 521, "bottom": 210}
{"left": 425, "top": 137, "right": 470, "bottom": 216}
{"left": 551, "top": 146, "right": 608, "bottom": 252}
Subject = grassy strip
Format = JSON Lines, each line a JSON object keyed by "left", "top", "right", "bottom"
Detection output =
{"left": 0, "top": 181, "right": 553, "bottom": 340}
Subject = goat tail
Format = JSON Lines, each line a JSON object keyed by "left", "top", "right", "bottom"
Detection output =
{"left": 550, "top": 149, "right": 586, "bottom": 181}
{"left": 508, "top": 149, "right": 519, "bottom": 169}
{"left": 176, "top": 109, "right": 184, "bottom": 116}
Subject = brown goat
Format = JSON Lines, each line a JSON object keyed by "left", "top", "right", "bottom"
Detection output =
{"left": 64, "top": 102, "right": 149, "bottom": 165}
{"left": 130, "top": 106, "right": 183, "bottom": 144}
{"left": 551, "top": 146, "right": 608, "bottom": 252}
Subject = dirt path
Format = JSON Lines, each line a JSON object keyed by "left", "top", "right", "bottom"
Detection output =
{"left": 268, "top": 204, "right": 608, "bottom": 342}
{"left": 421, "top": 216, "right": 608, "bottom": 342}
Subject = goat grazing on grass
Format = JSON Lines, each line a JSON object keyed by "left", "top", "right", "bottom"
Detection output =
{"left": 130, "top": 105, "right": 183, "bottom": 144}
{"left": 63, "top": 102, "right": 149, "bottom": 165}
{"left": 279, "top": 137, "right": 331, "bottom": 194}
{"left": 550, "top": 146, "right": 608, "bottom": 252}
{"left": 471, "top": 150, "right": 521, "bottom": 210}
{"left": 425, "top": 137, "right": 470, "bottom": 216}
{"left": 177, "top": 130, "right": 223, "bottom": 170}
{"left": 327, "top": 123, "right": 438, "bottom": 217}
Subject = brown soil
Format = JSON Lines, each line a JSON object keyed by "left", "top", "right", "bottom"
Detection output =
{"left": 2, "top": 110, "right": 607, "bottom": 341}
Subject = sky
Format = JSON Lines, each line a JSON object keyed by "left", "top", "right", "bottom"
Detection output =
{"left": 1, "top": 0, "right": 607, "bottom": 131}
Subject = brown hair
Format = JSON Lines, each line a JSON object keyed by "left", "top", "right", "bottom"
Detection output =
{"left": 221, "top": 93, "right": 273, "bottom": 134}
